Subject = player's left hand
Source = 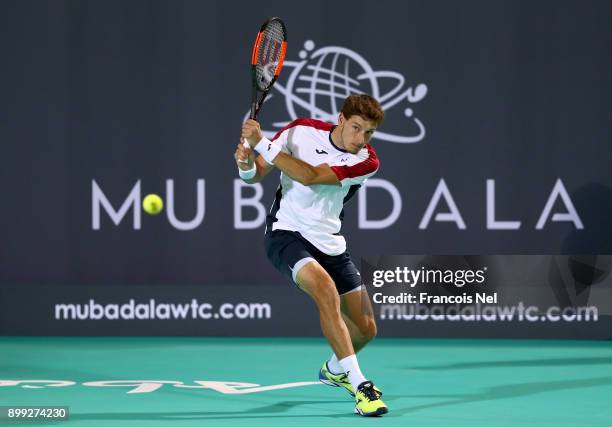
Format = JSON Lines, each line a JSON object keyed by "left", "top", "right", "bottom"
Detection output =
{"left": 242, "top": 119, "right": 263, "bottom": 148}
{"left": 234, "top": 142, "right": 255, "bottom": 169}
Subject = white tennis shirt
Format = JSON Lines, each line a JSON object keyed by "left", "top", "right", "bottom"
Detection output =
{"left": 264, "top": 119, "right": 379, "bottom": 255}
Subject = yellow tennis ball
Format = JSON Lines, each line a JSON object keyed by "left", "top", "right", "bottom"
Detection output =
{"left": 142, "top": 194, "right": 164, "bottom": 215}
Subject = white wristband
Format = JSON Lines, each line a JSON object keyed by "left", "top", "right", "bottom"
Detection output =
{"left": 254, "top": 137, "right": 281, "bottom": 165}
{"left": 238, "top": 165, "right": 257, "bottom": 180}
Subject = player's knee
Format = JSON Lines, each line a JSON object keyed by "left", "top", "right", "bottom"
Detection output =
{"left": 361, "top": 317, "right": 377, "bottom": 341}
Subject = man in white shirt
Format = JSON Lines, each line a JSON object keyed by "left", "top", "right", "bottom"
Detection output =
{"left": 234, "top": 94, "right": 387, "bottom": 417}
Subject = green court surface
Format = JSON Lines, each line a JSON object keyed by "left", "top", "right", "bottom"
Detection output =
{"left": 1, "top": 337, "right": 611, "bottom": 426}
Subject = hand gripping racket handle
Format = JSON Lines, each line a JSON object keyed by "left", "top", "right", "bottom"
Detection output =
{"left": 237, "top": 139, "right": 251, "bottom": 164}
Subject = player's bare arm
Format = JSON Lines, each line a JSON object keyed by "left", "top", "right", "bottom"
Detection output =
{"left": 274, "top": 153, "right": 340, "bottom": 186}
{"left": 241, "top": 119, "right": 341, "bottom": 186}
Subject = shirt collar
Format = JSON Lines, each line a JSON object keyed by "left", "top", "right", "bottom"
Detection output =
{"left": 329, "top": 126, "right": 349, "bottom": 153}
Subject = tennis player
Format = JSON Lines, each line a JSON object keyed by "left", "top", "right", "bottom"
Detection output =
{"left": 234, "top": 94, "right": 387, "bottom": 417}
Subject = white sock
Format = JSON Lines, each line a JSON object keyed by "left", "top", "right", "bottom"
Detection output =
{"left": 339, "top": 354, "right": 367, "bottom": 391}
{"left": 327, "top": 354, "right": 343, "bottom": 374}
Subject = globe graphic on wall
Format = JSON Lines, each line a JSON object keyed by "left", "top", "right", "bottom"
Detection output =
{"left": 287, "top": 44, "right": 383, "bottom": 121}
{"left": 253, "top": 40, "right": 428, "bottom": 144}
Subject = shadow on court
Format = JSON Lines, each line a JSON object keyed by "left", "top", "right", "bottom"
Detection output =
{"left": 404, "top": 356, "right": 612, "bottom": 371}
{"left": 386, "top": 376, "right": 612, "bottom": 417}
{"left": 65, "top": 400, "right": 355, "bottom": 421}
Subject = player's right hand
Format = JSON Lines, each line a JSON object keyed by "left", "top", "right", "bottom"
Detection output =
{"left": 234, "top": 141, "right": 255, "bottom": 169}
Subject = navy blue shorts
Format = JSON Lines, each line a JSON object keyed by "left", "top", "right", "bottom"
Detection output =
{"left": 264, "top": 230, "right": 363, "bottom": 295}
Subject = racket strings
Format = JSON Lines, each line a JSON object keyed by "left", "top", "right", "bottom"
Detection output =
{"left": 255, "top": 21, "right": 285, "bottom": 90}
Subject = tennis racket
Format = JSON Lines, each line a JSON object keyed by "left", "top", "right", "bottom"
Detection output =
{"left": 239, "top": 17, "right": 288, "bottom": 161}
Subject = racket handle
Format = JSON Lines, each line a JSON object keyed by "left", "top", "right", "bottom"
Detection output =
{"left": 237, "top": 139, "right": 251, "bottom": 164}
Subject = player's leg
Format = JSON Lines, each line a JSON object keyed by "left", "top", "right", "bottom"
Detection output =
{"left": 321, "top": 288, "right": 384, "bottom": 398}
{"left": 307, "top": 253, "right": 387, "bottom": 416}
{"left": 340, "top": 287, "right": 377, "bottom": 354}
{"left": 296, "top": 262, "right": 386, "bottom": 416}
{"left": 318, "top": 253, "right": 384, "bottom": 383}
{"left": 265, "top": 230, "right": 356, "bottom": 359}
{"left": 264, "top": 231, "right": 387, "bottom": 416}
{"left": 294, "top": 261, "right": 355, "bottom": 359}
{"left": 323, "top": 287, "right": 376, "bottom": 384}
{"left": 323, "top": 253, "right": 377, "bottom": 369}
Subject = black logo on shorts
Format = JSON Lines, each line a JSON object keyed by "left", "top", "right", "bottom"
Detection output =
{"left": 267, "top": 144, "right": 272, "bottom": 151}
{"left": 316, "top": 149, "right": 328, "bottom": 155}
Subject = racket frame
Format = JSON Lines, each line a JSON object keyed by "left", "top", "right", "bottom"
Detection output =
{"left": 239, "top": 17, "right": 288, "bottom": 162}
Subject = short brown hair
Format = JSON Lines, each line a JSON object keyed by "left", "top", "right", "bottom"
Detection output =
{"left": 341, "top": 94, "right": 384, "bottom": 127}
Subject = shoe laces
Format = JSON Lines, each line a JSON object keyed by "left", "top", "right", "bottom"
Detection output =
{"left": 358, "top": 381, "right": 379, "bottom": 402}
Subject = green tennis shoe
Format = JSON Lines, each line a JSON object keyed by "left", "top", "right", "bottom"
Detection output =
{"left": 318, "top": 362, "right": 383, "bottom": 397}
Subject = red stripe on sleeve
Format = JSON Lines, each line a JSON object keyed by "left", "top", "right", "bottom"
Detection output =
{"left": 331, "top": 144, "right": 379, "bottom": 181}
